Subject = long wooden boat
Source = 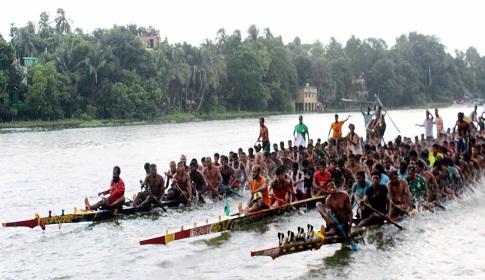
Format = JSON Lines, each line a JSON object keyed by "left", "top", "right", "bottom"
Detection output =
{"left": 2, "top": 199, "right": 182, "bottom": 229}
{"left": 250, "top": 205, "right": 445, "bottom": 259}
{"left": 139, "top": 195, "right": 327, "bottom": 245}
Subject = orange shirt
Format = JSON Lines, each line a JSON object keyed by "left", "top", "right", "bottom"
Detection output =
{"left": 250, "top": 177, "right": 271, "bottom": 207}
{"left": 331, "top": 121, "right": 345, "bottom": 140}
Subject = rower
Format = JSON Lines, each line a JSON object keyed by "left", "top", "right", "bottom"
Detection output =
{"left": 269, "top": 166, "right": 291, "bottom": 207}
{"left": 405, "top": 165, "right": 428, "bottom": 207}
{"left": 189, "top": 161, "right": 207, "bottom": 203}
{"left": 387, "top": 170, "right": 412, "bottom": 216}
{"left": 316, "top": 180, "right": 352, "bottom": 237}
{"left": 133, "top": 163, "right": 165, "bottom": 207}
{"left": 351, "top": 170, "right": 371, "bottom": 218}
{"left": 358, "top": 171, "right": 390, "bottom": 227}
{"left": 167, "top": 162, "right": 192, "bottom": 204}
{"left": 85, "top": 166, "right": 125, "bottom": 210}
{"left": 246, "top": 165, "right": 271, "bottom": 213}
{"left": 202, "top": 156, "right": 223, "bottom": 197}
{"left": 312, "top": 159, "right": 331, "bottom": 196}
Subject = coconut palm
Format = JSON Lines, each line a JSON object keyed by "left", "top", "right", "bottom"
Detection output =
{"left": 54, "top": 8, "right": 72, "bottom": 34}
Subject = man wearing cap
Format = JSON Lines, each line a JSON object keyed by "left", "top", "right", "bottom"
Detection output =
{"left": 328, "top": 114, "right": 350, "bottom": 147}
{"left": 294, "top": 115, "right": 310, "bottom": 147}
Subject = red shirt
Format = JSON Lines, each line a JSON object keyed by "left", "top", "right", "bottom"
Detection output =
{"left": 313, "top": 170, "right": 331, "bottom": 190}
{"left": 103, "top": 178, "right": 125, "bottom": 204}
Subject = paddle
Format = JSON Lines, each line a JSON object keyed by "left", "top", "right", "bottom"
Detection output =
{"left": 430, "top": 200, "right": 446, "bottom": 210}
{"left": 376, "top": 96, "right": 401, "bottom": 133}
{"left": 364, "top": 203, "right": 403, "bottom": 230}
{"left": 202, "top": 174, "right": 223, "bottom": 200}
{"left": 221, "top": 183, "right": 243, "bottom": 197}
{"left": 341, "top": 98, "right": 374, "bottom": 104}
{"left": 145, "top": 186, "right": 167, "bottom": 212}
{"left": 391, "top": 203, "right": 411, "bottom": 216}
{"left": 271, "top": 194, "right": 304, "bottom": 215}
{"left": 327, "top": 212, "right": 358, "bottom": 251}
{"left": 174, "top": 182, "right": 192, "bottom": 205}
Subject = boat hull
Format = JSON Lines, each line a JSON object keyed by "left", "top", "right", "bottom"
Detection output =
{"left": 140, "top": 195, "right": 327, "bottom": 245}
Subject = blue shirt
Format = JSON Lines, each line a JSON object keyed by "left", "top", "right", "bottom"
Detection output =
{"left": 351, "top": 180, "right": 372, "bottom": 198}
{"left": 397, "top": 171, "right": 407, "bottom": 179}
{"left": 380, "top": 173, "right": 390, "bottom": 186}
{"left": 361, "top": 106, "right": 376, "bottom": 127}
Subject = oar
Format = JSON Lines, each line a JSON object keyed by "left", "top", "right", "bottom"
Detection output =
{"left": 221, "top": 183, "right": 243, "bottom": 197}
{"left": 341, "top": 98, "right": 374, "bottom": 104}
{"left": 430, "top": 200, "right": 446, "bottom": 210}
{"left": 327, "top": 212, "right": 358, "bottom": 251}
{"left": 364, "top": 203, "right": 403, "bottom": 230}
{"left": 391, "top": 203, "right": 411, "bottom": 216}
{"left": 202, "top": 174, "right": 223, "bottom": 200}
{"left": 376, "top": 96, "right": 401, "bottom": 133}
{"left": 146, "top": 186, "right": 167, "bottom": 212}
{"left": 174, "top": 182, "right": 191, "bottom": 205}
{"left": 272, "top": 195, "right": 304, "bottom": 215}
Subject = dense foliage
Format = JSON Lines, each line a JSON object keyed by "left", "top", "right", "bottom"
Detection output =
{"left": 1, "top": 9, "right": 484, "bottom": 122}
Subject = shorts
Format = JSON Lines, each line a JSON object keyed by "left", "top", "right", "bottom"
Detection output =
{"left": 262, "top": 140, "right": 271, "bottom": 153}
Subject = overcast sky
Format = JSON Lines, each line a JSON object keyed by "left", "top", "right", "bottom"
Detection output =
{"left": 1, "top": 0, "right": 484, "bottom": 55}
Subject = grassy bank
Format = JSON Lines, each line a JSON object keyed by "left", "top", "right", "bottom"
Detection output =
{"left": 0, "top": 111, "right": 286, "bottom": 130}
{"left": 0, "top": 102, "right": 455, "bottom": 130}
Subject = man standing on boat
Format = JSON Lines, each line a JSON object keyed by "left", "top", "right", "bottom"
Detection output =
{"left": 434, "top": 108, "right": 444, "bottom": 140}
{"left": 133, "top": 163, "right": 165, "bottom": 207}
{"left": 294, "top": 115, "right": 310, "bottom": 148}
{"left": 256, "top": 117, "right": 271, "bottom": 153}
{"left": 416, "top": 110, "right": 434, "bottom": 140}
{"left": 328, "top": 114, "right": 350, "bottom": 147}
{"left": 361, "top": 105, "right": 376, "bottom": 142}
{"left": 246, "top": 165, "right": 271, "bottom": 212}
{"left": 454, "top": 112, "right": 471, "bottom": 154}
{"left": 316, "top": 180, "right": 352, "bottom": 237}
{"left": 85, "top": 166, "right": 125, "bottom": 210}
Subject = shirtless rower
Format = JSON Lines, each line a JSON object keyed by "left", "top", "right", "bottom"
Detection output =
{"left": 256, "top": 117, "right": 271, "bottom": 153}
{"left": 246, "top": 165, "right": 271, "bottom": 212}
{"left": 133, "top": 163, "right": 165, "bottom": 206}
{"left": 269, "top": 166, "right": 291, "bottom": 207}
{"left": 85, "top": 166, "right": 125, "bottom": 210}
{"left": 387, "top": 171, "right": 412, "bottom": 216}
{"left": 202, "top": 156, "right": 223, "bottom": 196}
{"left": 167, "top": 162, "right": 192, "bottom": 204}
{"left": 189, "top": 161, "right": 207, "bottom": 203}
{"left": 316, "top": 180, "right": 352, "bottom": 237}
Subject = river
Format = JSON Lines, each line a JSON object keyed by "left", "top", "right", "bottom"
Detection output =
{"left": 1, "top": 105, "right": 484, "bottom": 280}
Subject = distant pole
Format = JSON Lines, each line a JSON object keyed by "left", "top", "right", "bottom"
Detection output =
{"left": 428, "top": 67, "right": 432, "bottom": 86}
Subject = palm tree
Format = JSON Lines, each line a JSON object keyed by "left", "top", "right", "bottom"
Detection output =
{"left": 83, "top": 44, "right": 108, "bottom": 98}
{"left": 38, "top": 12, "right": 51, "bottom": 32}
{"left": 216, "top": 28, "right": 227, "bottom": 56}
{"left": 54, "top": 8, "right": 72, "bottom": 34}
{"left": 246, "top": 24, "right": 262, "bottom": 50}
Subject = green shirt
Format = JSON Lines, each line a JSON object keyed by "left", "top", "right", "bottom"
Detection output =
{"left": 406, "top": 174, "right": 427, "bottom": 200}
{"left": 294, "top": 124, "right": 309, "bottom": 141}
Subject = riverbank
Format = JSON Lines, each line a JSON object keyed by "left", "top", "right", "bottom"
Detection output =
{"left": 0, "top": 111, "right": 285, "bottom": 130}
{"left": 0, "top": 101, "right": 459, "bottom": 130}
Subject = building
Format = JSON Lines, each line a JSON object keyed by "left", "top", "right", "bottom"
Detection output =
{"left": 138, "top": 26, "right": 161, "bottom": 49}
{"left": 294, "top": 84, "right": 318, "bottom": 112}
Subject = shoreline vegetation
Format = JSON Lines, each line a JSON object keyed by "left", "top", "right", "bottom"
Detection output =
{"left": 0, "top": 102, "right": 454, "bottom": 130}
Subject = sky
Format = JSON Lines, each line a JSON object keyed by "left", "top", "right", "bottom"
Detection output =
{"left": 1, "top": 0, "right": 484, "bottom": 55}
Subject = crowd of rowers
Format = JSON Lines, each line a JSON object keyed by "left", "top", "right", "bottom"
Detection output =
{"left": 84, "top": 110, "right": 483, "bottom": 238}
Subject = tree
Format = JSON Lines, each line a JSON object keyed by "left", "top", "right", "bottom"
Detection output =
{"left": 54, "top": 8, "right": 72, "bottom": 34}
